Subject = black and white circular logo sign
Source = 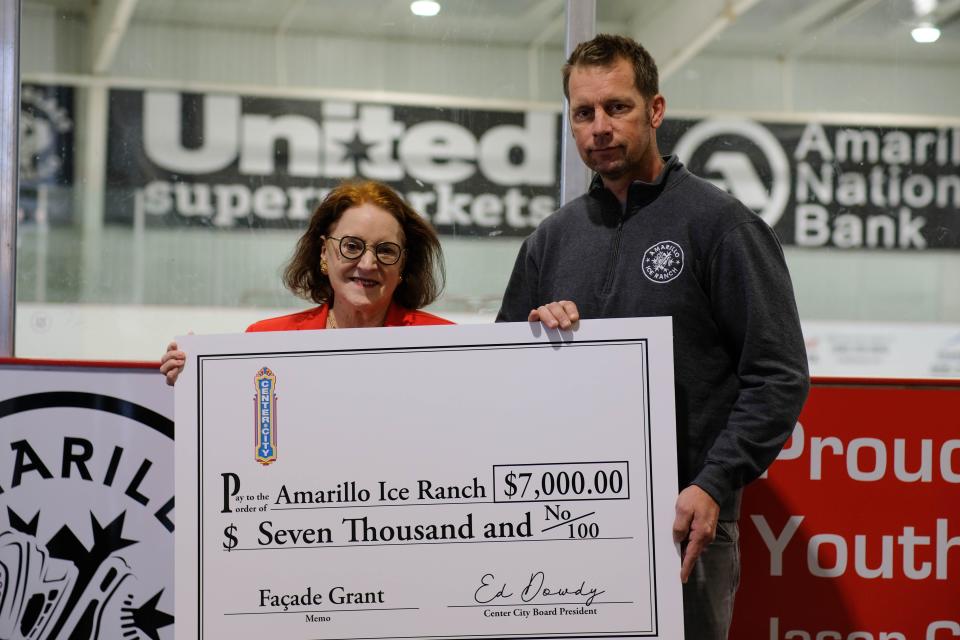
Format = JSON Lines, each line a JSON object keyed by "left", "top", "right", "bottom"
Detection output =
{"left": 19, "top": 85, "right": 73, "bottom": 184}
{"left": 642, "top": 241, "right": 685, "bottom": 284}
{"left": 673, "top": 118, "right": 790, "bottom": 228}
{"left": 0, "top": 376, "right": 174, "bottom": 640}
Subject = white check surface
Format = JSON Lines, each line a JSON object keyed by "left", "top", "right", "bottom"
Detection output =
{"left": 175, "top": 318, "right": 683, "bottom": 639}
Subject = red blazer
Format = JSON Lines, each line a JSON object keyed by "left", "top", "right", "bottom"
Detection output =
{"left": 246, "top": 302, "right": 452, "bottom": 332}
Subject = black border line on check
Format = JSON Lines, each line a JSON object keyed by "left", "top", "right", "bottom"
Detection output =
{"left": 197, "top": 354, "right": 204, "bottom": 640}
{"left": 195, "top": 337, "right": 661, "bottom": 638}
{"left": 643, "top": 342, "right": 658, "bottom": 631}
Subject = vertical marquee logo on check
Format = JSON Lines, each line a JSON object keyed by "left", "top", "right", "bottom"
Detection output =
{"left": 255, "top": 367, "right": 278, "bottom": 465}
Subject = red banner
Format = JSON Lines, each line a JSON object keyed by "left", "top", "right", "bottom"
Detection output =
{"left": 732, "top": 380, "right": 960, "bottom": 639}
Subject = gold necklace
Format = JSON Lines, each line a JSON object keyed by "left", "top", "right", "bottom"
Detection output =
{"left": 328, "top": 309, "right": 388, "bottom": 328}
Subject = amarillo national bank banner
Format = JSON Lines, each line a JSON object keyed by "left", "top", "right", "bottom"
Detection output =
{"left": 102, "top": 86, "right": 960, "bottom": 247}
{"left": 659, "top": 119, "right": 960, "bottom": 250}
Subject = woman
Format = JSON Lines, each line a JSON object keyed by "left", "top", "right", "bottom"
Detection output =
{"left": 160, "top": 180, "right": 450, "bottom": 385}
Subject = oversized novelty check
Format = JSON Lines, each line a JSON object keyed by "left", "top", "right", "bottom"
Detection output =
{"left": 175, "top": 318, "right": 684, "bottom": 639}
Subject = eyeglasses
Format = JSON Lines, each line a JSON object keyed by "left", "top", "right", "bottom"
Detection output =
{"left": 327, "top": 236, "right": 405, "bottom": 266}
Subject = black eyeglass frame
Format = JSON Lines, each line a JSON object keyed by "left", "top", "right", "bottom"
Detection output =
{"left": 325, "top": 235, "right": 406, "bottom": 266}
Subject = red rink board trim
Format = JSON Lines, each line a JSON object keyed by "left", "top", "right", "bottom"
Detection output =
{"left": 0, "top": 357, "right": 158, "bottom": 370}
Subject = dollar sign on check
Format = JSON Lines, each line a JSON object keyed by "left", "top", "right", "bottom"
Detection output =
{"left": 504, "top": 472, "right": 518, "bottom": 498}
{"left": 223, "top": 524, "right": 238, "bottom": 551}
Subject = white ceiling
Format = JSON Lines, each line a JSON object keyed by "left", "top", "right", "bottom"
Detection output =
{"left": 707, "top": 0, "right": 960, "bottom": 63}
{"left": 24, "top": 0, "right": 960, "bottom": 65}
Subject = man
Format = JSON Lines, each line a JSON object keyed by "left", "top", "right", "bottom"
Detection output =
{"left": 497, "top": 34, "right": 809, "bottom": 639}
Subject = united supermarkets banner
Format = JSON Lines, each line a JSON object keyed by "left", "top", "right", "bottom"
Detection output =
{"left": 105, "top": 89, "right": 561, "bottom": 237}
{"left": 100, "top": 86, "right": 960, "bottom": 247}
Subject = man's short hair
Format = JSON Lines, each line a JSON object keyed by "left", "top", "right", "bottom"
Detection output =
{"left": 562, "top": 34, "right": 659, "bottom": 100}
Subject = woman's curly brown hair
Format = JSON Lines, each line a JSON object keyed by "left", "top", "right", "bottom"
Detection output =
{"left": 283, "top": 180, "right": 445, "bottom": 310}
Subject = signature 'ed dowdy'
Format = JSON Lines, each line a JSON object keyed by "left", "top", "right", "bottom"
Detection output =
{"left": 474, "top": 571, "right": 606, "bottom": 607}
